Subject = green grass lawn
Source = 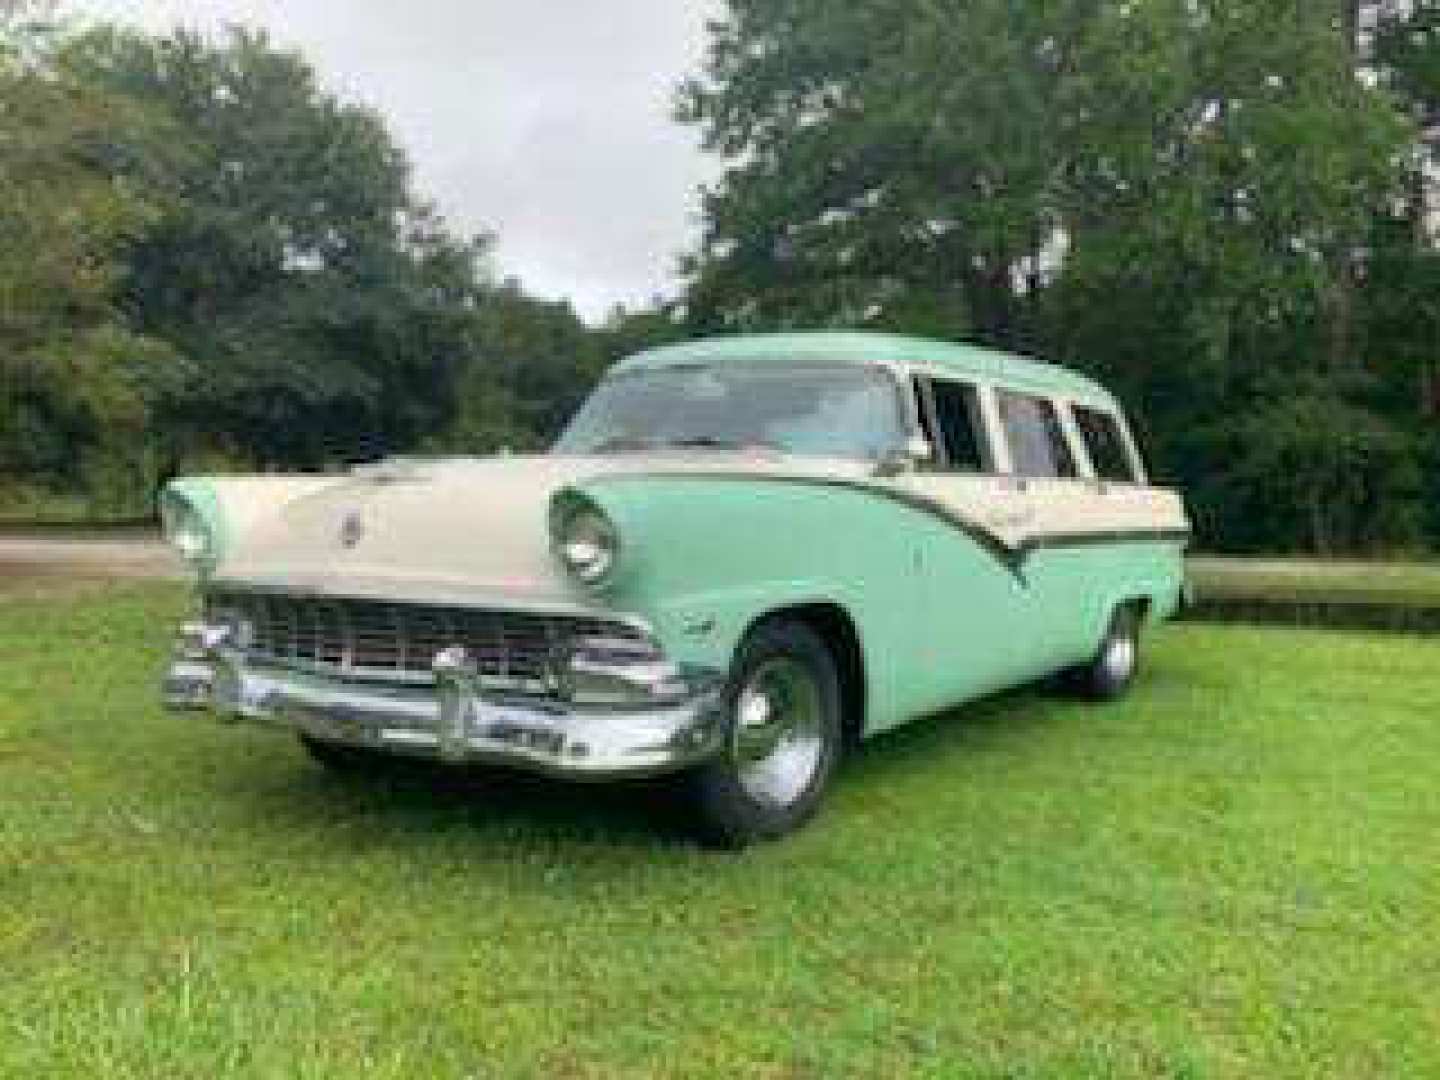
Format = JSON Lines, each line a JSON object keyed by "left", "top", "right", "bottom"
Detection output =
{"left": 2, "top": 585, "right": 1438, "bottom": 1078}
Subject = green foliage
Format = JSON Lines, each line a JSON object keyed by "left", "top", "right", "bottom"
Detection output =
{"left": 428, "top": 281, "right": 605, "bottom": 454}
{"left": 1, "top": 16, "right": 592, "bottom": 516}
{"left": 0, "top": 13, "right": 182, "bottom": 513}
{"left": 680, "top": 0, "right": 1435, "bottom": 554}
{"left": 597, "top": 299, "right": 692, "bottom": 365}
{"left": 1185, "top": 376, "right": 1424, "bottom": 554}
{"left": 1375, "top": 0, "right": 1440, "bottom": 108}
{"left": 62, "top": 25, "right": 491, "bottom": 469}
{"left": 677, "top": 0, "right": 1075, "bottom": 343}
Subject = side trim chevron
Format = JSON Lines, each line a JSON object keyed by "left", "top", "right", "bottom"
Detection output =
{"left": 568, "top": 471, "right": 1191, "bottom": 588}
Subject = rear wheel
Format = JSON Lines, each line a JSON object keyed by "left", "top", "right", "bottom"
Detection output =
{"left": 1067, "top": 604, "right": 1142, "bottom": 700}
{"left": 685, "top": 620, "right": 843, "bottom": 848}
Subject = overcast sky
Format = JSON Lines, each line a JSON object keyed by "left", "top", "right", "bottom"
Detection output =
{"left": 64, "top": 0, "right": 722, "bottom": 320}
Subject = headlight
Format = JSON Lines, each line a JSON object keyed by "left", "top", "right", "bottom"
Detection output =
{"left": 551, "top": 496, "right": 620, "bottom": 586}
{"left": 159, "top": 485, "right": 218, "bottom": 571}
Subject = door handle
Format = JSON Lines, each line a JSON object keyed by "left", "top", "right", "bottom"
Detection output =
{"left": 986, "top": 509, "right": 1035, "bottom": 529}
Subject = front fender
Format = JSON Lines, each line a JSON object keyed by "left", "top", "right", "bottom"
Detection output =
{"left": 564, "top": 472, "right": 918, "bottom": 731}
{"left": 163, "top": 475, "right": 342, "bottom": 574}
{"left": 643, "top": 580, "right": 860, "bottom": 672}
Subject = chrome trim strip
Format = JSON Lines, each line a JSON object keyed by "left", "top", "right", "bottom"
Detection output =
{"left": 1019, "top": 528, "right": 1194, "bottom": 554}
{"left": 206, "top": 575, "right": 656, "bottom": 637}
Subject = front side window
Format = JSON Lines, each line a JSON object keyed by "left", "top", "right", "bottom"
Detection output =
{"left": 1073, "top": 405, "right": 1138, "bottom": 483}
{"left": 996, "top": 391, "right": 1077, "bottom": 478}
{"left": 554, "top": 364, "right": 907, "bottom": 462}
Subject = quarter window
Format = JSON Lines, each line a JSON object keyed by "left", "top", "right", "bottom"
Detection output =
{"left": 914, "top": 377, "right": 991, "bottom": 472}
{"left": 997, "top": 391, "right": 1077, "bottom": 479}
{"left": 1073, "top": 405, "right": 1138, "bottom": 483}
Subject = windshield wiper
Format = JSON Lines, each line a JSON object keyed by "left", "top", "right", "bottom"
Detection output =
{"left": 589, "top": 435, "right": 784, "bottom": 454}
{"left": 589, "top": 436, "right": 658, "bottom": 454}
{"left": 661, "top": 436, "right": 784, "bottom": 453}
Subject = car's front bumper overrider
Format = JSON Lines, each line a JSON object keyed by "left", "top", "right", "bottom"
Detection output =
{"left": 162, "top": 623, "right": 727, "bottom": 780}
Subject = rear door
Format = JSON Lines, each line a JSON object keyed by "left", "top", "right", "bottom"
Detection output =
{"left": 990, "top": 388, "right": 1100, "bottom": 668}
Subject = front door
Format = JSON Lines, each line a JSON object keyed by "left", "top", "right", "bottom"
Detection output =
{"left": 893, "top": 375, "right": 1036, "bottom": 711}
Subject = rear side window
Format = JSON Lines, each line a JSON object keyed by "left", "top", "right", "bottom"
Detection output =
{"left": 996, "top": 391, "right": 1077, "bottom": 478}
{"left": 915, "top": 377, "right": 990, "bottom": 471}
{"left": 1073, "top": 405, "right": 1138, "bottom": 483}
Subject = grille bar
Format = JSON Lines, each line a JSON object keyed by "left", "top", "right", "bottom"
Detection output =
{"left": 206, "top": 591, "right": 646, "bottom": 694}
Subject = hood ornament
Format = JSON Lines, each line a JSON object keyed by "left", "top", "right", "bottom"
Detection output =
{"left": 340, "top": 510, "right": 365, "bottom": 549}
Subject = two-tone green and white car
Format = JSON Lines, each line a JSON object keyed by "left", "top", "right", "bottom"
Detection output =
{"left": 161, "top": 332, "right": 1190, "bottom": 845}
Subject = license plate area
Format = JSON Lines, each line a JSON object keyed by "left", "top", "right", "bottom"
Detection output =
{"left": 478, "top": 718, "right": 566, "bottom": 756}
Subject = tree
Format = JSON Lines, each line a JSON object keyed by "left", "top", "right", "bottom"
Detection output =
{"left": 0, "top": 5, "right": 181, "bottom": 511}
{"left": 1371, "top": 0, "right": 1440, "bottom": 415}
{"left": 430, "top": 281, "right": 605, "bottom": 454}
{"left": 679, "top": 0, "right": 1090, "bottom": 346}
{"left": 596, "top": 298, "right": 691, "bottom": 367}
{"left": 679, "top": 0, "right": 1421, "bottom": 553}
{"left": 1192, "top": 374, "right": 1424, "bottom": 554}
{"left": 63, "top": 25, "right": 490, "bottom": 470}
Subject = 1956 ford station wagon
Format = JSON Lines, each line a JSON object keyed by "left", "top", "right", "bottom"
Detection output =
{"left": 161, "top": 332, "right": 1190, "bottom": 845}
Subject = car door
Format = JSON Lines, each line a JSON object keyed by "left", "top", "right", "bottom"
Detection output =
{"left": 892, "top": 374, "right": 1036, "bottom": 711}
{"left": 989, "top": 387, "right": 1100, "bottom": 670}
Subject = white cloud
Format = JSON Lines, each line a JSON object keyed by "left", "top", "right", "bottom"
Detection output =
{"left": 63, "top": 0, "right": 722, "bottom": 320}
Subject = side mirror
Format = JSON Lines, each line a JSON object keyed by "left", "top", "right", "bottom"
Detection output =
{"left": 874, "top": 436, "right": 934, "bottom": 477}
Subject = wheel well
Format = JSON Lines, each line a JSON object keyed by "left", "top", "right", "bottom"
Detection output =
{"left": 747, "top": 603, "right": 866, "bottom": 746}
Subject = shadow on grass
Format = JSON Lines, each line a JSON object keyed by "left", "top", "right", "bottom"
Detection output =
{"left": 200, "top": 680, "right": 1088, "bottom": 854}
{"left": 230, "top": 746, "right": 704, "bottom": 850}
{"left": 842, "top": 682, "right": 1085, "bottom": 781}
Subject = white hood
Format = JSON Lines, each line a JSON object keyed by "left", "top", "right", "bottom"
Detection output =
{"left": 214, "top": 453, "right": 874, "bottom": 610}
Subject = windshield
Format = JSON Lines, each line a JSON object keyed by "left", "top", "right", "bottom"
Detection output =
{"left": 553, "top": 364, "right": 907, "bottom": 462}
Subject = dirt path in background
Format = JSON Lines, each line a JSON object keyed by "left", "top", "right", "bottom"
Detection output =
{"left": 0, "top": 533, "right": 181, "bottom": 598}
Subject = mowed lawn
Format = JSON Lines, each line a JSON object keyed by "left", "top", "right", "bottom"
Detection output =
{"left": 2, "top": 586, "right": 1438, "bottom": 1078}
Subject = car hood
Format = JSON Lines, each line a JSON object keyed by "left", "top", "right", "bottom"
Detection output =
{"left": 213, "top": 453, "right": 875, "bottom": 611}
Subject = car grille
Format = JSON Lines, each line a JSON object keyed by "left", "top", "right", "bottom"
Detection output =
{"left": 205, "top": 590, "right": 648, "bottom": 694}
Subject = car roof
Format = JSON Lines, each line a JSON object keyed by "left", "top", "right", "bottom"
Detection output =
{"left": 616, "top": 331, "right": 1118, "bottom": 406}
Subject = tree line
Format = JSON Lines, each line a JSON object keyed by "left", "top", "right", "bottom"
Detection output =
{"left": 677, "top": 0, "right": 1440, "bottom": 556}
{"left": 3, "top": 2, "right": 1440, "bottom": 556}
{"left": 0, "top": 7, "right": 610, "bottom": 520}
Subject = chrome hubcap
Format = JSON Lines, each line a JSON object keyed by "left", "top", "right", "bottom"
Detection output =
{"left": 731, "top": 658, "right": 825, "bottom": 808}
{"left": 1103, "top": 631, "right": 1136, "bottom": 684}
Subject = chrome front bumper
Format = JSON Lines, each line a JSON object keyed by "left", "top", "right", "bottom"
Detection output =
{"left": 163, "top": 626, "right": 727, "bottom": 780}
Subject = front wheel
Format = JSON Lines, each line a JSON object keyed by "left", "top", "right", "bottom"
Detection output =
{"left": 684, "top": 620, "right": 843, "bottom": 848}
{"left": 1066, "top": 604, "right": 1142, "bottom": 700}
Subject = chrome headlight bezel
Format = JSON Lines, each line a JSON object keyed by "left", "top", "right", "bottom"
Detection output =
{"left": 550, "top": 493, "right": 621, "bottom": 588}
{"left": 159, "top": 485, "right": 219, "bottom": 573}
